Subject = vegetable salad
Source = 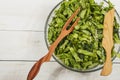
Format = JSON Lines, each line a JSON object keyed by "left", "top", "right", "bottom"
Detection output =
{"left": 48, "top": 0, "right": 120, "bottom": 70}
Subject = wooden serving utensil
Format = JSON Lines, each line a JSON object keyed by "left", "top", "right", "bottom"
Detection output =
{"left": 101, "top": 8, "right": 115, "bottom": 76}
{"left": 27, "top": 8, "right": 80, "bottom": 80}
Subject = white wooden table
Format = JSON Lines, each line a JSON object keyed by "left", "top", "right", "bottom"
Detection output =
{"left": 0, "top": 0, "right": 120, "bottom": 80}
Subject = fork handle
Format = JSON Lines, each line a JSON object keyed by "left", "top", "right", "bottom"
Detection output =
{"left": 27, "top": 32, "right": 68, "bottom": 80}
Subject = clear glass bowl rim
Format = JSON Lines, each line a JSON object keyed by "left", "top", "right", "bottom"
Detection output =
{"left": 44, "top": 0, "right": 120, "bottom": 72}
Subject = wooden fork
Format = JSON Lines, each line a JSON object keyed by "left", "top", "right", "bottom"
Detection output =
{"left": 27, "top": 8, "right": 80, "bottom": 80}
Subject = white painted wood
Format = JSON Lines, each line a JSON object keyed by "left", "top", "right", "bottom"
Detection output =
{"left": 0, "top": 0, "right": 118, "bottom": 35}
{"left": 0, "top": 31, "right": 55, "bottom": 61}
{"left": 0, "top": 61, "right": 33, "bottom": 80}
{"left": 0, "top": 31, "right": 48, "bottom": 60}
{"left": 0, "top": 0, "right": 62, "bottom": 31}
{"left": 36, "top": 62, "right": 120, "bottom": 80}
{"left": 0, "top": 61, "right": 120, "bottom": 80}
{"left": 0, "top": 0, "right": 118, "bottom": 31}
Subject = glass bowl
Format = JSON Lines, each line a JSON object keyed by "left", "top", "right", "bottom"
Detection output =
{"left": 45, "top": 0, "right": 120, "bottom": 72}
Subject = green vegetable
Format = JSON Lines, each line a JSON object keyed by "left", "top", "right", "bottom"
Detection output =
{"left": 48, "top": 0, "right": 120, "bottom": 70}
{"left": 117, "top": 54, "right": 120, "bottom": 58}
{"left": 70, "top": 47, "right": 83, "bottom": 62}
{"left": 78, "top": 49, "right": 97, "bottom": 57}
{"left": 80, "top": 9, "right": 87, "bottom": 19}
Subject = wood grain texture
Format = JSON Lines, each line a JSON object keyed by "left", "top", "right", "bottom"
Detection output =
{"left": 0, "top": 61, "right": 120, "bottom": 80}
{"left": 0, "top": 31, "right": 48, "bottom": 60}
{"left": 36, "top": 62, "right": 120, "bottom": 80}
{"left": 0, "top": 0, "right": 119, "bottom": 80}
{"left": 0, "top": 0, "right": 61, "bottom": 31}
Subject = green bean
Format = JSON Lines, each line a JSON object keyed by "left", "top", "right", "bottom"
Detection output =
{"left": 48, "top": 0, "right": 120, "bottom": 70}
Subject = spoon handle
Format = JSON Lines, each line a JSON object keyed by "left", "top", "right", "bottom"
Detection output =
{"left": 101, "top": 50, "right": 112, "bottom": 76}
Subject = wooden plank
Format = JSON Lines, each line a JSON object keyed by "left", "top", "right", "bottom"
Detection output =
{"left": 0, "top": 31, "right": 119, "bottom": 61}
{"left": 0, "top": 61, "right": 33, "bottom": 80}
{"left": 0, "top": 0, "right": 61, "bottom": 31}
{"left": 0, "top": 61, "right": 120, "bottom": 80}
{"left": 0, "top": 31, "right": 49, "bottom": 60}
{"left": 0, "top": 0, "right": 119, "bottom": 31}
{"left": 36, "top": 62, "right": 120, "bottom": 80}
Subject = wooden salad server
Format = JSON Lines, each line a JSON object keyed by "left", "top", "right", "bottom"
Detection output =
{"left": 101, "top": 8, "right": 115, "bottom": 76}
{"left": 27, "top": 8, "right": 80, "bottom": 80}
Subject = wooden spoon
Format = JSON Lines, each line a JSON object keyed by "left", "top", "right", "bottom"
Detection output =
{"left": 101, "top": 8, "right": 115, "bottom": 76}
{"left": 27, "top": 8, "right": 80, "bottom": 80}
